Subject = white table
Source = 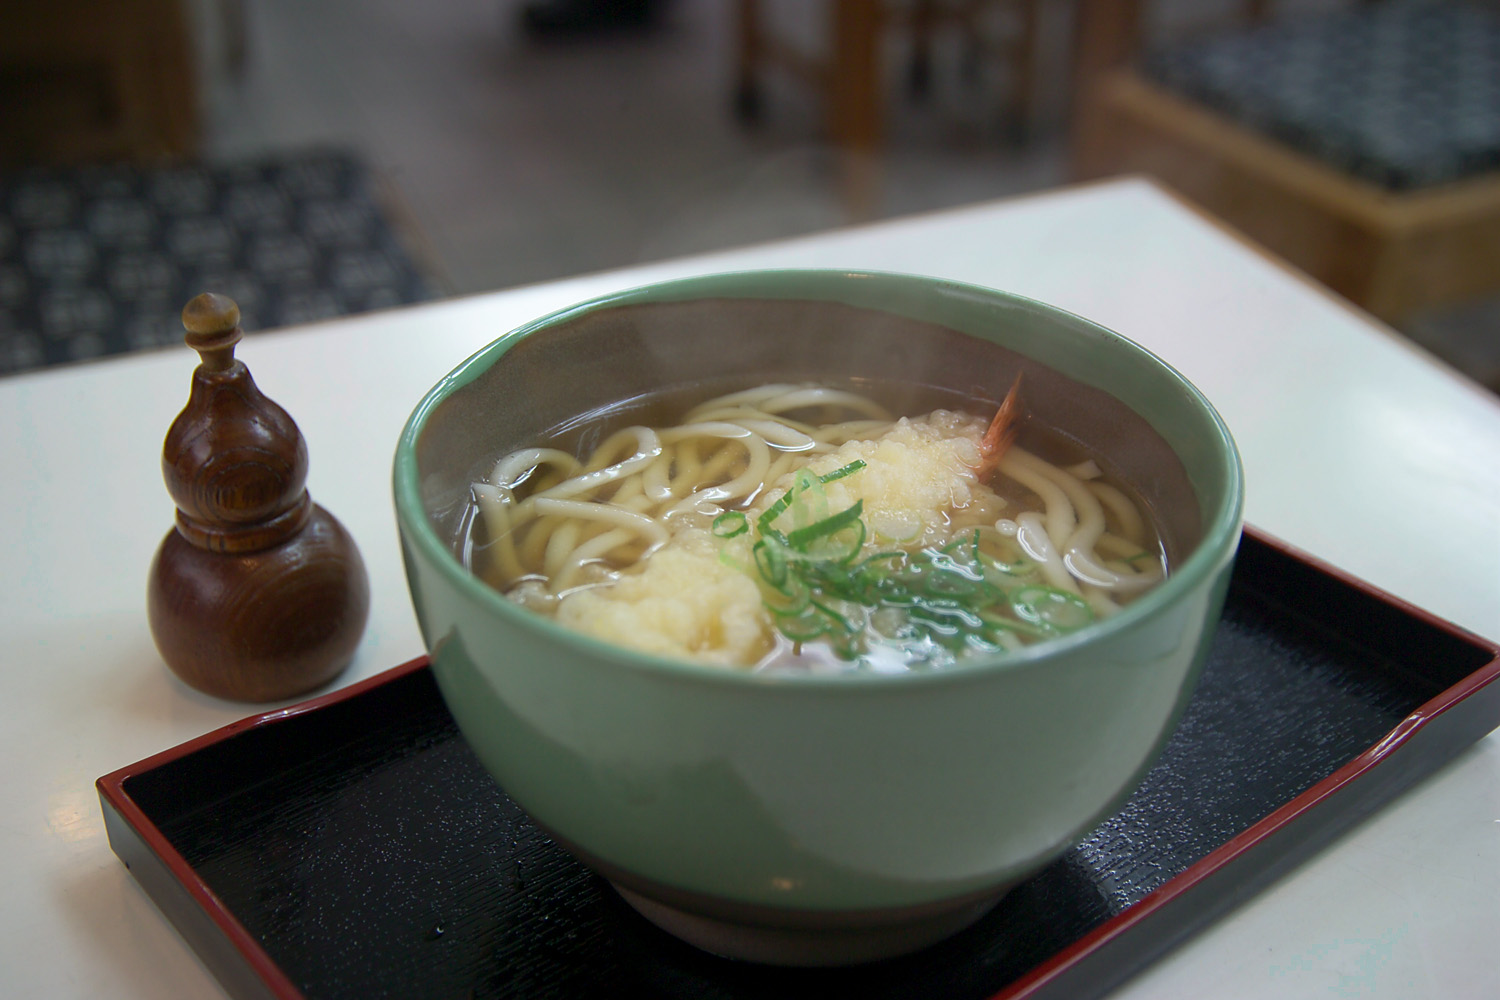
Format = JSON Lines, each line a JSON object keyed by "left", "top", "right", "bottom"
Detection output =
{"left": 2, "top": 178, "right": 1496, "bottom": 999}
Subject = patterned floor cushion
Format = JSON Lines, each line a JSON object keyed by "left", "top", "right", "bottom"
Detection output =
{"left": 1144, "top": 0, "right": 1500, "bottom": 191}
{"left": 0, "top": 149, "right": 437, "bottom": 376}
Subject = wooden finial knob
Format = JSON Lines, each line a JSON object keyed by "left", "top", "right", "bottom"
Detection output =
{"left": 148, "top": 293, "right": 369, "bottom": 702}
{"left": 162, "top": 296, "right": 308, "bottom": 548}
{"left": 181, "top": 292, "right": 242, "bottom": 371}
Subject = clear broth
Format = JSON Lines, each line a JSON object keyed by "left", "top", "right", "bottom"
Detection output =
{"left": 458, "top": 378, "right": 1170, "bottom": 674}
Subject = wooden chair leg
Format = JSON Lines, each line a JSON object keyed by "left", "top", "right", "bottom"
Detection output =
{"left": 828, "top": 0, "right": 884, "bottom": 219}
{"left": 1004, "top": 0, "right": 1041, "bottom": 143}
{"left": 733, "top": 0, "right": 763, "bottom": 122}
{"left": 1069, "top": 0, "right": 1146, "bottom": 164}
{"left": 908, "top": 0, "right": 937, "bottom": 98}
{"left": 828, "top": 0, "right": 883, "bottom": 154}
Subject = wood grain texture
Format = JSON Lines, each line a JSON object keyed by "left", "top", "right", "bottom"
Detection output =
{"left": 148, "top": 506, "right": 369, "bottom": 702}
{"left": 147, "top": 293, "right": 369, "bottom": 702}
{"left": 1072, "top": 70, "right": 1500, "bottom": 323}
{"left": 161, "top": 362, "right": 310, "bottom": 549}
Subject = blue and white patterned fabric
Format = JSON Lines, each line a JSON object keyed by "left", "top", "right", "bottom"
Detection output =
{"left": 1145, "top": 1, "right": 1500, "bottom": 191}
{"left": 0, "top": 150, "right": 436, "bottom": 376}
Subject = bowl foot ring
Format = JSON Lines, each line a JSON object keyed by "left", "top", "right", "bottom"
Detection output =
{"left": 611, "top": 882, "right": 1005, "bottom": 966}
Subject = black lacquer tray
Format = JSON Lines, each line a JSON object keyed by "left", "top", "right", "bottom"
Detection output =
{"left": 98, "top": 526, "right": 1500, "bottom": 1000}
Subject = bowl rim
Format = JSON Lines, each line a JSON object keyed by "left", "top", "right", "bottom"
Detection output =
{"left": 393, "top": 268, "right": 1245, "bottom": 689}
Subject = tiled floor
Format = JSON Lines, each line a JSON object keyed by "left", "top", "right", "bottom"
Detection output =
{"left": 201, "top": 0, "right": 1075, "bottom": 296}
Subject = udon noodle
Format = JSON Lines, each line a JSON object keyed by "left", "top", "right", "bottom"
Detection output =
{"left": 466, "top": 382, "right": 1165, "bottom": 673}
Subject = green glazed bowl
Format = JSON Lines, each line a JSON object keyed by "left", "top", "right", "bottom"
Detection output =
{"left": 393, "top": 270, "right": 1244, "bottom": 965}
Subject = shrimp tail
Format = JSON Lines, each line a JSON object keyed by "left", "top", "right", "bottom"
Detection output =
{"left": 974, "top": 373, "right": 1023, "bottom": 482}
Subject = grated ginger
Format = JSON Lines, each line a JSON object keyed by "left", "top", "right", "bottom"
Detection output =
{"left": 554, "top": 528, "right": 772, "bottom": 667}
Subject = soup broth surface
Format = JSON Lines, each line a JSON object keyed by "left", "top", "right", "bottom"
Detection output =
{"left": 459, "top": 379, "right": 1168, "bottom": 674}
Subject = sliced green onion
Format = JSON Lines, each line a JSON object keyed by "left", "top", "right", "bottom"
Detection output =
{"left": 740, "top": 452, "right": 1119, "bottom": 662}
{"left": 757, "top": 493, "right": 794, "bottom": 533}
{"left": 939, "top": 528, "right": 981, "bottom": 560}
{"left": 982, "top": 558, "right": 1035, "bottom": 580}
{"left": 809, "top": 599, "right": 856, "bottom": 634}
{"left": 717, "top": 548, "right": 751, "bottom": 575}
{"left": 777, "top": 609, "right": 833, "bottom": 641}
{"left": 786, "top": 500, "right": 864, "bottom": 549}
{"left": 1011, "top": 586, "right": 1095, "bottom": 632}
{"left": 835, "top": 521, "right": 870, "bottom": 563}
{"left": 753, "top": 539, "right": 789, "bottom": 590}
{"left": 818, "top": 459, "right": 867, "bottom": 484}
{"left": 964, "top": 632, "right": 1006, "bottom": 654}
{"left": 763, "top": 577, "right": 811, "bottom": 616}
{"left": 712, "top": 510, "right": 748, "bottom": 538}
{"left": 910, "top": 601, "right": 986, "bottom": 631}
{"left": 975, "top": 609, "right": 1050, "bottom": 639}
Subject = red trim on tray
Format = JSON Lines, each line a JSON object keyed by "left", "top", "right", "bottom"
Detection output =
{"left": 95, "top": 523, "right": 1500, "bottom": 1000}
{"left": 1242, "top": 525, "right": 1497, "bottom": 646}
{"left": 95, "top": 655, "right": 433, "bottom": 1000}
{"left": 99, "top": 654, "right": 433, "bottom": 779}
{"left": 987, "top": 526, "right": 1500, "bottom": 1000}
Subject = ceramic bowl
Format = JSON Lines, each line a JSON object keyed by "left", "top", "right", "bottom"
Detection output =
{"left": 393, "top": 270, "right": 1243, "bottom": 965}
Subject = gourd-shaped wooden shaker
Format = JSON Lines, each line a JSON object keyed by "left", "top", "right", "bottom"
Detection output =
{"left": 147, "top": 293, "right": 370, "bottom": 701}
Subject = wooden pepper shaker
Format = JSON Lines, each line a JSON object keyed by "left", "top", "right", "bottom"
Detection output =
{"left": 147, "top": 293, "right": 370, "bottom": 701}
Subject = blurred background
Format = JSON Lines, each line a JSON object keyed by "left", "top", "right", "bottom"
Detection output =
{"left": 1, "top": 0, "right": 1496, "bottom": 391}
